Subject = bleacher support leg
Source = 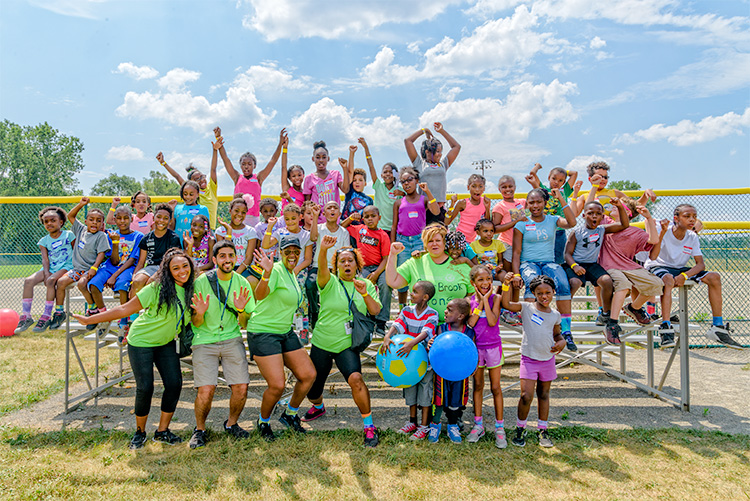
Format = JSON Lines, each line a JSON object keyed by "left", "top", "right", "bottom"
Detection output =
{"left": 679, "top": 285, "right": 690, "bottom": 412}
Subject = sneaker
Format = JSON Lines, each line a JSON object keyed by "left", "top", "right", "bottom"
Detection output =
{"left": 563, "top": 332, "right": 577, "bottom": 352}
{"left": 301, "top": 405, "right": 326, "bottom": 422}
{"left": 447, "top": 424, "right": 462, "bottom": 444}
{"left": 410, "top": 425, "right": 429, "bottom": 441}
{"left": 538, "top": 429, "right": 554, "bottom": 448}
{"left": 624, "top": 303, "right": 651, "bottom": 326}
{"left": 706, "top": 323, "right": 745, "bottom": 350}
{"left": 397, "top": 421, "right": 418, "bottom": 435}
{"left": 129, "top": 430, "right": 148, "bottom": 450}
{"left": 659, "top": 324, "right": 676, "bottom": 348}
{"left": 48, "top": 311, "right": 66, "bottom": 330}
{"left": 32, "top": 317, "right": 50, "bottom": 333}
{"left": 85, "top": 308, "right": 99, "bottom": 331}
{"left": 466, "top": 424, "right": 485, "bottom": 443}
{"left": 595, "top": 310, "right": 610, "bottom": 326}
{"left": 256, "top": 420, "right": 275, "bottom": 442}
{"left": 189, "top": 428, "right": 207, "bottom": 449}
{"left": 15, "top": 316, "right": 35, "bottom": 334}
{"left": 278, "top": 412, "right": 306, "bottom": 433}
{"left": 118, "top": 323, "right": 130, "bottom": 346}
{"left": 495, "top": 427, "right": 508, "bottom": 449}
{"left": 428, "top": 423, "right": 441, "bottom": 443}
{"left": 511, "top": 426, "right": 527, "bottom": 447}
{"left": 364, "top": 426, "right": 379, "bottom": 448}
{"left": 604, "top": 321, "right": 622, "bottom": 345}
{"left": 501, "top": 310, "right": 522, "bottom": 326}
{"left": 153, "top": 428, "right": 182, "bottom": 445}
{"left": 224, "top": 420, "right": 250, "bottom": 439}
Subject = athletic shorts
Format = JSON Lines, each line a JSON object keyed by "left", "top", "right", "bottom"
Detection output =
{"left": 607, "top": 268, "right": 663, "bottom": 296}
{"left": 477, "top": 345, "right": 504, "bottom": 369}
{"left": 88, "top": 261, "right": 134, "bottom": 293}
{"left": 647, "top": 265, "right": 709, "bottom": 283}
{"left": 433, "top": 374, "right": 470, "bottom": 408}
{"left": 192, "top": 337, "right": 250, "bottom": 387}
{"left": 66, "top": 269, "right": 85, "bottom": 280}
{"left": 403, "top": 368, "right": 434, "bottom": 407}
{"left": 519, "top": 355, "right": 556, "bottom": 382}
{"left": 247, "top": 329, "right": 304, "bottom": 358}
{"left": 502, "top": 245, "right": 513, "bottom": 263}
{"left": 564, "top": 262, "right": 609, "bottom": 287}
{"left": 134, "top": 264, "right": 159, "bottom": 279}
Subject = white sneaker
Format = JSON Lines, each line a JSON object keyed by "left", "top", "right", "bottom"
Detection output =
{"left": 398, "top": 421, "right": 418, "bottom": 434}
{"left": 466, "top": 424, "right": 485, "bottom": 443}
{"left": 706, "top": 324, "right": 745, "bottom": 350}
{"left": 495, "top": 427, "right": 508, "bottom": 449}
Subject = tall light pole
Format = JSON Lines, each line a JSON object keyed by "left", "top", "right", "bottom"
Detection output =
{"left": 472, "top": 159, "right": 494, "bottom": 177}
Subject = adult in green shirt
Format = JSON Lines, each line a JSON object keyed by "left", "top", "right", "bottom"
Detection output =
{"left": 302, "top": 235, "right": 382, "bottom": 448}
{"left": 358, "top": 137, "right": 403, "bottom": 231}
{"left": 74, "top": 248, "right": 194, "bottom": 450}
{"left": 386, "top": 223, "right": 474, "bottom": 322}
{"left": 248, "top": 236, "right": 316, "bottom": 441}
{"left": 189, "top": 241, "right": 254, "bottom": 449}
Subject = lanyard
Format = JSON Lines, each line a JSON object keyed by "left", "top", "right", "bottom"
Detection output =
{"left": 218, "top": 274, "right": 234, "bottom": 331}
{"left": 284, "top": 266, "right": 303, "bottom": 309}
{"left": 341, "top": 280, "right": 355, "bottom": 312}
{"left": 175, "top": 298, "right": 186, "bottom": 333}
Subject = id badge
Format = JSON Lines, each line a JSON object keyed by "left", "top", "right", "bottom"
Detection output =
{"left": 345, "top": 321, "right": 353, "bottom": 336}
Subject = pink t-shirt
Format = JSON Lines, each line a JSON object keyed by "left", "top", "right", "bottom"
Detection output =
{"left": 456, "top": 196, "right": 487, "bottom": 243}
{"left": 282, "top": 186, "right": 305, "bottom": 210}
{"left": 303, "top": 170, "right": 343, "bottom": 223}
{"left": 234, "top": 174, "right": 261, "bottom": 217}
{"left": 599, "top": 226, "right": 653, "bottom": 271}
{"left": 130, "top": 213, "right": 154, "bottom": 234}
{"left": 491, "top": 199, "right": 526, "bottom": 245}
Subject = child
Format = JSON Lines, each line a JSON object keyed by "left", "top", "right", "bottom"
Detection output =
{"left": 645, "top": 204, "right": 744, "bottom": 349}
{"left": 445, "top": 230, "right": 478, "bottom": 267}
{"left": 427, "top": 298, "right": 475, "bottom": 444}
{"left": 467, "top": 265, "right": 507, "bottom": 448}
{"left": 359, "top": 137, "right": 402, "bottom": 232}
{"left": 215, "top": 196, "right": 258, "bottom": 277}
{"left": 183, "top": 214, "right": 214, "bottom": 273}
{"left": 526, "top": 163, "right": 580, "bottom": 264}
{"left": 343, "top": 206, "right": 392, "bottom": 334}
{"left": 511, "top": 188, "right": 578, "bottom": 351}
{"left": 501, "top": 274, "right": 566, "bottom": 448}
{"left": 49, "top": 198, "right": 111, "bottom": 330}
{"left": 564, "top": 195, "right": 629, "bottom": 345}
{"left": 380, "top": 281, "right": 438, "bottom": 441}
{"left": 341, "top": 145, "right": 373, "bottom": 223}
{"left": 217, "top": 127, "right": 286, "bottom": 227}
{"left": 296, "top": 201, "right": 320, "bottom": 341}
{"left": 491, "top": 175, "right": 526, "bottom": 271}
{"left": 470, "top": 218, "right": 507, "bottom": 279}
{"left": 574, "top": 161, "right": 656, "bottom": 216}
{"left": 446, "top": 174, "right": 492, "bottom": 242}
{"left": 16, "top": 207, "right": 75, "bottom": 333}
{"left": 106, "top": 191, "right": 153, "bottom": 234}
{"left": 280, "top": 133, "right": 305, "bottom": 209}
{"left": 262, "top": 203, "right": 314, "bottom": 277}
{"left": 254, "top": 198, "right": 283, "bottom": 260}
{"left": 598, "top": 198, "right": 664, "bottom": 341}
{"left": 172, "top": 180, "right": 210, "bottom": 236}
{"left": 80, "top": 205, "right": 143, "bottom": 336}
{"left": 391, "top": 167, "right": 440, "bottom": 309}
{"left": 404, "top": 122, "right": 461, "bottom": 224}
{"left": 131, "top": 203, "right": 183, "bottom": 298}
{"left": 303, "top": 140, "right": 349, "bottom": 223}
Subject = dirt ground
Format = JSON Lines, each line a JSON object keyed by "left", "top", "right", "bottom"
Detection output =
{"left": 2, "top": 346, "right": 748, "bottom": 436}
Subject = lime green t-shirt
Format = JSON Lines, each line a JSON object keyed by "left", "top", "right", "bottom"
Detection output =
{"left": 396, "top": 255, "right": 474, "bottom": 322}
{"left": 200, "top": 178, "right": 219, "bottom": 230}
{"left": 312, "top": 275, "right": 380, "bottom": 353}
{"left": 191, "top": 271, "right": 255, "bottom": 346}
{"left": 373, "top": 179, "right": 402, "bottom": 231}
{"left": 128, "top": 282, "right": 188, "bottom": 348}
{"left": 247, "top": 261, "right": 302, "bottom": 335}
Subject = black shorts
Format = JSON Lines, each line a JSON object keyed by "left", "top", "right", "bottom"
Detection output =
{"left": 564, "top": 262, "right": 609, "bottom": 286}
{"left": 307, "top": 344, "right": 362, "bottom": 401}
{"left": 425, "top": 206, "right": 446, "bottom": 226}
{"left": 647, "top": 265, "right": 709, "bottom": 283}
{"left": 247, "top": 329, "right": 304, "bottom": 357}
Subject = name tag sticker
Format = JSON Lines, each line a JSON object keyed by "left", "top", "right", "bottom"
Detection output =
{"left": 683, "top": 246, "right": 692, "bottom": 255}
{"left": 138, "top": 221, "right": 148, "bottom": 227}
{"left": 51, "top": 240, "right": 62, "bottom": 249}
{"left": 525, "top": 224, "right": 536, "bottom": 231}
{"left": 408, "top": 211, "right": 418, "bottom": 219}
{"left": 531, "top": 313, "right": 544, "bottom": 325}
{"left": 516, "top": 203, "right": 524, "bottom": 210}
{"left": 188, "top": 209, "right": 199, "bottom": 214}
{"left": 77, "top": 240, "right": 86, "bottom": 249}
{"left": 589, "top": 233, "right": 600, "bottom": 243}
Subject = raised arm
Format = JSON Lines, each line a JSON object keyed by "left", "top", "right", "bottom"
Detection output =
{"left": 156, "top": 152, "right": 186, "bottom": 185}
{"left": 434, "top": 122, "right": 460, "bottom": 167}
{"left": 316, "top": 235, "right": 337, "bottom": 289}
{"left": 421, "top": 183, "right": 440, "bottom": 215}
{"left": 358, "top": 137, "right": 378, "bottom": 184}
{"left": 638, "top": 206, "right": 659, "bottom": 244}
{"left": 500, "top": 273, "right": 522, "bottom": 313}
{"left": 444, "top": 194, "right": 464, "bottom": 225}
{"left": 385, "top": 242, "right": 409, "bottom": 290}
{"left": 404, "top": 128, "right": 431, "bottom": 163}
{"left": 68, "top": 197, "right": 88, "bottom": 224}
{"left": 391, "top": 199, "right": 401, "bottom": 243}
{"left": 552, "top": 189, "right": 577, "bottom": 229}
{"left": 209, "top": 127, "right": 222, "bottom": 184}
{"left": 216, "top": 127, "right": 240, "bottom": 185}
{"left": 257, "top": 128, "right": 287, "bottom": 184}
{"left": 73, "top": 296, "right": 144, "bottom": 325}
{"left": 106, "top": 197, "right": 120, "bottom": 225}
{"left": 603, "top": 198, "right": 630, "bottom": 233}
{"left": 280, "top": 133, "right": 290, "bottom": 192}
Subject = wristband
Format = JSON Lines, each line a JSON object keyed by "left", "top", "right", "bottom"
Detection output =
{"left": 366, "top": 155, "right": 371, "bottom": 160}
{"left": 571, "top": 262, "right": 578, "bottom": 268}
{"left": 472, "top": 308, "right": 482, "bottom": 316}
{"left": 251, "top": 264, "right": 263, "bottom": 274}
{"left": 680, "top": 272, "right": 689, "bottom": 280}
{"left": 428, "top": 198, "right": 436, "bottom": 204}
{"left": 514, "top": 273, "right": 521, "bottom": 277}
{"left": 282, "top": 148, "right": 287, "bottom": 153}
{"left": 501, "top": 284, "right": 510, "bottom": 291}
{"left": 561, "top": 204, "right": 570, "bottom": 210}
{"left": 265, "top": 231, "right": 272, "bottom": 236}
{"left": 261, "top": 275, "right": 270, "bottom": 282}
{"left": 361, "top": 292, "right": 369, "bottom": 298}
{"left": 89, "top": 265, "right": 98, "bottom": 272}
{"left": 421, "top": 128, "right": 426, "bottom": 135}
{"left": 111, "top": 239, "right": 120, "bottom": 244}
{"left": 226, "top": 232, "right": 232, "bottom": 238}
{"left": 160, "top": 161, "right": 166, "bottom": 166}
{"left": 108, "top": 207, "right": 115, "bottom": 212}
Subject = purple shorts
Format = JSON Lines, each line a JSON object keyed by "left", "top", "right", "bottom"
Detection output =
{"left": 477, "top": 345, "right": 504, "bottom": 369}
{"left": 519, "top": 355, "right": 556, "bottom": 382}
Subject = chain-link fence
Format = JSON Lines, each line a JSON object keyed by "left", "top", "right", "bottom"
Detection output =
{"left": 1, "top": 190, "right": 748, "bottom": 345}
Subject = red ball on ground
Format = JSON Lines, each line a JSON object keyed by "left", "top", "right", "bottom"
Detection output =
{"left": 0, "top": 309, "right": 20, "bottom": 337}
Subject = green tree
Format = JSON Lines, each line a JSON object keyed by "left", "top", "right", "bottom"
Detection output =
{"left": 0, "top": 120, "right": 84, "bottom": 196}
{"left": 91, "top": 173, "right": 142, "bottom": 197}
{"left": 609, "top": 180, "right": 641, "bottom": 191}
{"left": 141, "top": 170, "right": 180, "bottom": 196}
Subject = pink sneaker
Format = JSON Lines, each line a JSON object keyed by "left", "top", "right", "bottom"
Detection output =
{"left": 410, "top": 425, "right": 429, "bottom": 441}
{"left": 398, "top": 421, "right": 418, "bottom": 435}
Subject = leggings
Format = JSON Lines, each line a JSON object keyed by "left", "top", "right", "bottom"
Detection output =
{"left": 307, "top": 344, "right": 361, "bottom": 401}
{"left": 128, "top": 341, "right": 183, "bottom": 417}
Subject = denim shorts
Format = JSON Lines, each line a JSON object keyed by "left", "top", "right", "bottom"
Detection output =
{"left": 396, "top": 233, "right": 424, "bottom": 293}
{"left": 520, "top": 261, "right": 571, "bottom": 300}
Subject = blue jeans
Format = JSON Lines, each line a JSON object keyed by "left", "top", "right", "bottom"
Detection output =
{"left": 554, "top": 230, "right": 566, "bottom": 265}
{"left": 362, "top": 264, "right": 391, "bottom": 326}
{"left": 520, "top": 261, "right": 571, "bottom": 300}
{"left": 396, "top": 234, "right": 424, "bottom": 293}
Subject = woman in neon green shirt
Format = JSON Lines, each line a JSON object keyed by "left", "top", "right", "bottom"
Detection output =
{"left": 74, "top": 248, "right": 194, "bottom": 450}
{"left": 302, "top": 235, "right": 382, "bottom": 448}
{"left": 248, "top": 236, "right": 316, "bottom": 439}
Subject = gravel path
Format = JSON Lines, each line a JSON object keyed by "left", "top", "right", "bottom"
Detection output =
{"left": 2, "top": 347, "right": 748, "bottom": 436}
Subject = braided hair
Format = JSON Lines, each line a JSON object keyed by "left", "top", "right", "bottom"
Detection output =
{"left": 445, "top": 230, "right": 467, "bottom": 254}
{"left": 529, "top": 275, "right": 556, "bottom": 294}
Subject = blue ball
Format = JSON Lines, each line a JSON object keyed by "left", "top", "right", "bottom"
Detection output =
{"left": 376, "top": 334, "right": 429, "bottom": 388}
{"left": 429, "top": 330, "right": 478, "bottom": 381}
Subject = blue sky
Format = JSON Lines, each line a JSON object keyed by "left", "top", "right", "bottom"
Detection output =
{"left": 1, "top": 0, "right": 748, "bottom": 197}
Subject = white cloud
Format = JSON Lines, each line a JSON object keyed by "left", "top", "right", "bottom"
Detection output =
{"left": 29, "top": 0, "right": 106, "bottom": 19}
{"left": 240, "top": 0, "right": 462, "bottom": 41}
{"left": 464, "top": 0, "right": 523, "bottom": 17}
{"left": 114, "top": 62, "right": 158, "bottom": 80}
{"left": 565, "top": 155, "right": 611, "bottom": 173}
{"left": 158, "top": 68, "right": 201, "bottom": 93}
{"left": 645, "top": 49, "right": 750, "bottom": 98}
{"left": 106, "top": 145, "right": 145, "bottom": 161}
{"left": 616, "top": 108, "right": 750, "bottom": 146}
{"left": 590, "top": 36, "right": 606, "bottom": 49}
{"left": 236, "top": 62, "right": 325, "bottom": 94}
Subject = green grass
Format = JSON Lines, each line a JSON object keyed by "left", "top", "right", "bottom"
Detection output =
{"left": 0, "top": 264, "right": 40, "bottom": 280}
{"left": 0, "top": 426, "right": 748, "bottom": 500}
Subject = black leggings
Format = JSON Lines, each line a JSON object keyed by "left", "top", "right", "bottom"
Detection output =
{"left": 128, "top": 341, "right": 182, "bottom": 417}
{"left": 308, "top": 344, "right": 361, "bottom": 401}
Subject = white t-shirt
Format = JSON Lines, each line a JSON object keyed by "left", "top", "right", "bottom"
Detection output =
{"left": 313, "top": 224, "right": 351, "bottom": 269}
{"left": 645, "top": 224, "right": 701, "bottom": 269}
{"left": 271, "top": 227, "right": 313, "bottom": 263}
{"left": 520, "top": 302, "right": 561, "bottom": 362}
{"left": 215, "top": 225, "right": 258, "bottom": 263}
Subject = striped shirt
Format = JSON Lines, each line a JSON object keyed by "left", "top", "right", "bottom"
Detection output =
{"left": 394, "top": 305, "right": 439, "bottom": 340}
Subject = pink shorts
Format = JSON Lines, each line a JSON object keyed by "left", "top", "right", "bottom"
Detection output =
{"left": 519, "top": 355, "right": 557, "bottom": 382}
{"left": 477, "top": 345, "right": 504, "bottom": 369}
